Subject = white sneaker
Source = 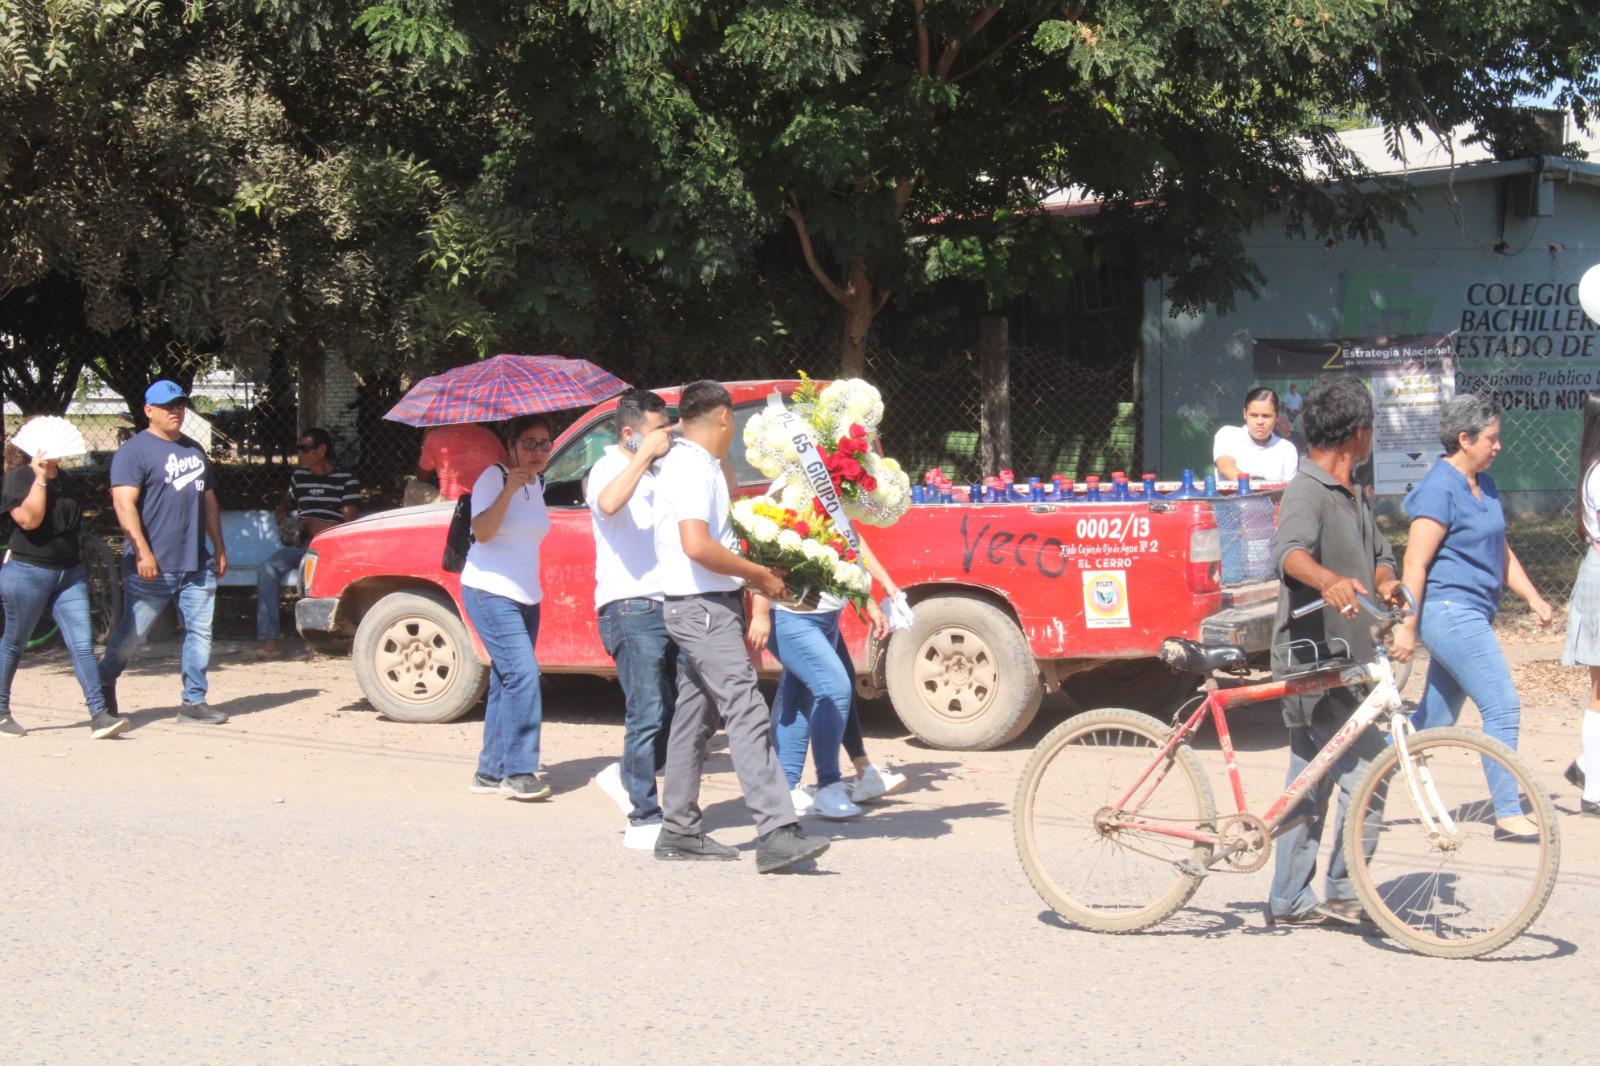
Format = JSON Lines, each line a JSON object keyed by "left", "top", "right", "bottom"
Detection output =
{"left": 850, "top": 763, "right": 907, "bottom": 804}
{"left": 593, "top": 761, "right": 631, "bottom": 817}
{"left": 623, "top": 818, "right": 663, "bottom": 850}
{"left": 811, "top": 781, "right": 864, "bottom": 819}
{"left": 791, "top": 785, "right": 816, "bottom": 817}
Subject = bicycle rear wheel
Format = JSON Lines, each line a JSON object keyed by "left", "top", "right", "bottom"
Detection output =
{"left": 1346, "top": 727, "right": 1560, "bottom": 959}
{"left": 79, "top": 532, "right": 123, "bottom": 644}
{"left": 1014, "top": 707, "right": 1216, "bottom": 933}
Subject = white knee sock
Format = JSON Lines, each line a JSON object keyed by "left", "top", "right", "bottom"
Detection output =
{"left": 1584, "top": 712, "right": 1600, "bottom": 802}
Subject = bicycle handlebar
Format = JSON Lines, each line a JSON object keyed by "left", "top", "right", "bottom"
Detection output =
{"left": 1290, "top": 584, "right": 1417, "bottom": 623}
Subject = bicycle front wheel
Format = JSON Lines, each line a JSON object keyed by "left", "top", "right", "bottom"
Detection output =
{"left": 1346, "top": 727, "right": 1560, "bottom": 959}
{"left": 1014, "top": 707, "right": 1216, "bottom": 933}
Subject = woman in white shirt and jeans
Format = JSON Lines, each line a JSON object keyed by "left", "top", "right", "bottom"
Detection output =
{"left": 1562, "top": 392, "right": 1600, "bottom": 817}
{"left": 1213, "top": 387, "right": 1300, "bottom": 483}
{"left": 462, "top": 415, "right": 554, "bottom": 801}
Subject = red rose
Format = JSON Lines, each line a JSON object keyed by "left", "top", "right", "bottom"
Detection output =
{"left": 861, "top": 475, "right": 878, "bottom": 491}
{"left": 849, "top": 423, "right": 867, "bottom": 439}
{"left": 812, "top": 499, "right": 828, "bottom": 517}
{"left": 792, "top": 520, "right": 810, "bottom": 537}
{"left": 739, "top": 538, "right": 750, "bottom": 553}
{"left": 842, "top": 548, "right": 858, "bottom": 562}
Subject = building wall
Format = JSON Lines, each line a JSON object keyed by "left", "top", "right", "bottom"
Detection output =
{"left": 1142, "top": 169, "right": 1600, "bottom": 507}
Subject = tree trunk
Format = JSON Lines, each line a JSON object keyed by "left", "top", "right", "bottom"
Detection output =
{"left": 838, "top": 256, "right": 875, "bottom": 379}
{"left": 296, "top": 346, "right": 326, "bottom": 437}
{"left": 979, "top": 315, "right": 1011, "bottom": 478}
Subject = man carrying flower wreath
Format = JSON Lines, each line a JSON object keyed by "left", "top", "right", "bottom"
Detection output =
{"left": 651, "top": 380, "right": 832, "bottom": 874}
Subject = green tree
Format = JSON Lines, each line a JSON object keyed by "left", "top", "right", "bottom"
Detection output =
{"left": 371, "top": 0, "right": 1600, "bottom": 375}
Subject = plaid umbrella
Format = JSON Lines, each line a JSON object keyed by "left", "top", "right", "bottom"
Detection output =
{"left": 383, "top": 354, "right": 630, "bottom": 427}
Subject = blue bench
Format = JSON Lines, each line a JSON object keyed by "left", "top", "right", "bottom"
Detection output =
{"left": 219, "top": 510, "right": 302, "bottom": 592}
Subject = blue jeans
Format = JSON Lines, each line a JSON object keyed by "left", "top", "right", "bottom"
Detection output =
{"left": 598, "top": 598, "right": 678, "bottom": 823}
{"left": 256, "top": 545, "right": 307, "bottom": 640}
{"left": 1412, "top": 598, "right": 1524, "bottom": 818}
{"left": 1267, "top": 697, "right": 1386, "bottom": 917}
{"left": 462, "top": 586, "right": 543, "bottom": 779}
{"left": 769, "top": 609, "right": 855, "bottom": 788}
{"left": 99, "top": 566, "right": 216, "bottom": 706}
{"left": 0, "top": 560, "right": 105, "bottom": 718}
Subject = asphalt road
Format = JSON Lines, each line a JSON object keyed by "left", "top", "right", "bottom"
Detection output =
{"left": 1, "top": 636, "right": 1595, "bottom": 1065}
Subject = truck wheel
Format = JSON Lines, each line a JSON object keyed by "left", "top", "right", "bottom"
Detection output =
{"left": 1060, "top": 659, "right": 1200, "bottom": 715}
{"left": 353, "top": 591, "right": 488, "bottom": 723}
{"left": 886, "top": 596, "right": 1042, "bottom": 750}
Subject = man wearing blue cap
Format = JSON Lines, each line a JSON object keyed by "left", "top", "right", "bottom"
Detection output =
{"left": 98, "top": 380, "right": 229, "bottom": 724}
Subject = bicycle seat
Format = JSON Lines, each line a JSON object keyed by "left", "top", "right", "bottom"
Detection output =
{"left": 1160, "top": 637, "right": 1248, "bottom": 675}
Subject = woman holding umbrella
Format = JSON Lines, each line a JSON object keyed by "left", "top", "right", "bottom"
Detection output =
{"left": 463, "top": 415, "right": 556, "bottom": 800}
{"left": 1, "top": 420, "right": 126, "bottom": 739}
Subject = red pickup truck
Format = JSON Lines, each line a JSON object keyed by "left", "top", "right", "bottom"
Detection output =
{"left": 296, "top": 381, "right": 1280, "bottom": 750}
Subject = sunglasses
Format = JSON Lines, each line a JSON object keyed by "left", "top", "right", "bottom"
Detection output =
{"left": 297, "top": 443, "right": 319, "bottom": 453}
{"left": 516, "top": 437, "right": 554, "bottom": 453}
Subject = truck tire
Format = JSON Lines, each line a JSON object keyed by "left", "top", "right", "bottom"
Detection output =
{"left": 886, "top": 595, "right": 1042, "bottom": 750}
{"left": 353, "top": 591, "right": 488, "bottom": 723}
{"left": 1060, "top": 658, "right": 1200, "bottom": 715}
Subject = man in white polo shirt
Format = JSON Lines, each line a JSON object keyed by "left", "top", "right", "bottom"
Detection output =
{"left": 587, "top": 388, "right": 678, "bottom": 849}
{"left": 653, "top": 380, "right": 831, "bottom": 873}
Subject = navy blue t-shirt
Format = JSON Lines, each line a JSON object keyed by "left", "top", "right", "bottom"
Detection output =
{"left": 1403, "top": 461, "right": 1506, "bottom": 619}
{"left": 110, "top": 431, "right": 212, "bottom": 573}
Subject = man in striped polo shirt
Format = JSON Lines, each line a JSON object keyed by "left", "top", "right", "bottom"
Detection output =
{"left": 257, "top": 428, "right": 360, "bottom": 658}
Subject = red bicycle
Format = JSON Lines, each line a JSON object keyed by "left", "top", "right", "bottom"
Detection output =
{"left": 1014, "top": 592, "right": 1560, "bottom": 958}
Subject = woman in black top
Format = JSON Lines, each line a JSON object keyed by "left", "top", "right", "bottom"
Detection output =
{"left": 0, "top": 436, "right": 125, "bottom": 738}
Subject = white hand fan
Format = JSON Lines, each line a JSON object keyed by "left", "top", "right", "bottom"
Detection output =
{"left": 11, "top": 416, "right": 89, "bottom": 461}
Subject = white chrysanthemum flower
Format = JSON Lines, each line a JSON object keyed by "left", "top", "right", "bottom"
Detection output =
{"left": 780, "top": 482, "right": 810, "bottom": 511}
{"left": 731, "top": 498, "right": 757, "bottom": 525}
{"left": 800, "top": 539, "right": 828, "bottom": 561}
{"left": 750, "top": 516, "right": 781, "bottom": 543}
{"left": 777, "top": 529, "right": 803, "bottom": 552}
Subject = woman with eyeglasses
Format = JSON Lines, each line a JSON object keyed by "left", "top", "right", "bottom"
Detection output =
{"left": 461, "top": 415, "right": 555, "bottom": 801}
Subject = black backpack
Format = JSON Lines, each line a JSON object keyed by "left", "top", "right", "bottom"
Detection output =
{"left": 440, "top": 463, "right": 507, "bottom": 573}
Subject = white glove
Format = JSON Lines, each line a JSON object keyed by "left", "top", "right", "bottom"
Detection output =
{"left": 882, "top": 591, "right": 915, "bottom": 631}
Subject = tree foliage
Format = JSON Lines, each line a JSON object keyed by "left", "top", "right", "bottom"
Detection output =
{"left": 5, "top": 0, "right": 1600, "bottom": 405}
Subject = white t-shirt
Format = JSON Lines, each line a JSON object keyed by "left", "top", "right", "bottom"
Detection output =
{"left": 1212, "top": 424, "right": 1299, "bottom": 483}
{"left": 765, "top": 476, "right": 844, "bottom": 614}
{"left": 653, "top": 438, "right": 742, "bottom": 595}
{"left": 586, "top": 444, "right": 663, "bottom": 609}
{"left": 1583, "top": 462, "right": 1600, "bottom": 544}
{"left": 1283, "top": 391, "right": 1303, "bottom": 416}
{"left": 460, "top": 464, "right": 550, "bottom": 605}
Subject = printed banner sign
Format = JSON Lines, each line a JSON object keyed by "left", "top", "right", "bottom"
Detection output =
{"left": 1253, "top": 333, "right": 1456, "bottom": 496}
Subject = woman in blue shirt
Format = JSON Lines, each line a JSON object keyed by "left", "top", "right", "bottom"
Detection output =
{"left": 1391, "top": 395, "right": 1552, "bottom": 838}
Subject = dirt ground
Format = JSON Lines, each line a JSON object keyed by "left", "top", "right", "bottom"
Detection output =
{"left": 1, "top": 621, "right": 1596, "bottom": 1065}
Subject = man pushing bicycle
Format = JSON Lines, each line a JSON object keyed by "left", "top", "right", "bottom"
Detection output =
{"left": 1267, "top": 374, "right": 1407, "bottom": 929}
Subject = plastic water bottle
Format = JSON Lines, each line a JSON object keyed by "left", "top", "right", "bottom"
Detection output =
{"left": 1168, "top": 468, "right": 1200, "bottom": 500}
{"left": 1085, "top": 476, "right": 1102, "bottom": 502}
{"left": 912, "top": 484, "right": 927, "bottom": 505}
{"left": 1203, "top": 473, "right": 1218, "bottom": 497}
{"left": 1142, "top": 474, "right": 1157, "bottom": 499}
{"left": 1238, "top": 473, "right": 1252, "bottom": 496}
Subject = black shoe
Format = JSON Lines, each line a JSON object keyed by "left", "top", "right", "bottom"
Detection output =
{"left": 1264, "top": 905, "right": 1335, "bottom": 928}
{"left": 1565, "top": 759, "right": 1586, "bottom": 790}
{"left": 177, "top": 705, "right": 228, "bottom": 725}
{"left": 0, "top": 714, "right": 26, "bottom": 738}
{"left": 1581, "top": 799, "right": 1600, "bottom": 817}
{"left": 501, "top": 772, "right": 551, "bottom": 801}
{"left": 654, "top": 830, "right": 740, "bottom": 861}
{"left": 468, "top": 773, "right": 504, "bottom": 795}
{"left": 101, "top": 685, "right": 118, "bottom": 715}
{"left": 89, "top": 711, "right": 130, "bottom": 740}
{"left": 755, "top": 823, "right": 829, "bottom": 873}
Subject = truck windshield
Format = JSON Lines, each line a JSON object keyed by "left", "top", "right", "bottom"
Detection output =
{"left": 541, "top": 401, "right": 773, "bottom": 508}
